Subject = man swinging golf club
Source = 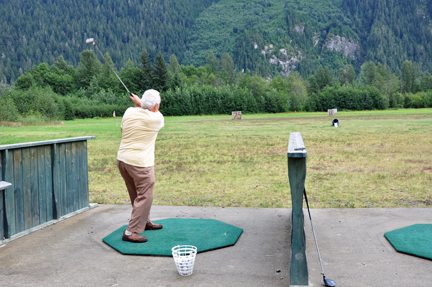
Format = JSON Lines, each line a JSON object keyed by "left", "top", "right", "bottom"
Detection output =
{"left": 117, "top": 89, "right": 164, "bottom": 243}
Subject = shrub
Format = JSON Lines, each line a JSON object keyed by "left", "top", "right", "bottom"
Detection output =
{"left": 11, "top": 86, "right": 62, "bottom": 119}
{"left": 20, "top": 110, "right": 50, "bottom": 125}
{"left": 0, "top": 93, "right": 19, "bottom": 122}
{"left": 314, "top": 85, "right": 387, "bottom": 111}
{"left": 63, "top": 98, "right": 75, "bottom": 120}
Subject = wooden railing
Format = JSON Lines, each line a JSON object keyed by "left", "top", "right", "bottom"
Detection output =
{"left": 0, "top": 136, "right": 95, "bottom": 240}
{"left": 287, "top": 132, "right": 309, "bottom": 287}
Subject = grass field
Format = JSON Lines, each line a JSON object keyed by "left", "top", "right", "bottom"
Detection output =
{"left": 1, "top": 109, "right": 432, "bottom": 208}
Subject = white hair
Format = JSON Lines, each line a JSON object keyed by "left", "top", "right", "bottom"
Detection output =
{"left": 141, "top": 89, "right": 161, "bottom": 109}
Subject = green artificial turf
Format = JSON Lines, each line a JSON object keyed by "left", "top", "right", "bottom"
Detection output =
{"left": 384, "top": 224, "right": 432, "bottom": 260}
{"left": 102, "top": 218, "right": 243, "bottom": 256}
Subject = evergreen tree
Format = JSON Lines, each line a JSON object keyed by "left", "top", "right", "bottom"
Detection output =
{"left": 96, "top": 53, "right": 118, "bottom": 91}
{"left": 75, "top": 50, "right": 101, "bottom": 89}
{"left": 287, "top": 72, "right": 307, "bottom": 111}
{"left": 168, "top": 54, "right": 183, "bottom": 90}
{"left": 153, "top": 52, "right": 169, "bottom": 92}
{"left": 220, "top": 53, "right": 235, "bottom": 85}
{"left": 119, "top": 59, "right": 141, "bottom": 94}
{"left": 169, "top": 54, "right": 180, "bottom": 74}
{"left": 420, "top": 72, "right": 432, "bottom": 92}
{"left": 364, "top": 61, "right": 377, "bottom": 85}
{"left": 169, "top": 72, "right": 184, "bottom": 90}
{"left": 401, "top": 60, "right": 413, "bottom": 93}
{"left": 55, "top": 56, "right": 72, "bottom": 73}
{"left": 307, "top": 75, "right": 319, "bottom": 95}
{"left": 315, "top": 66, "right": 333, "bottom": 91}
{"left": 346, "top": 65, "right": 356, "bottom": 84}
{"left": 139, "top": 49, "right": 154, "bottom": 92}
{"left": 206, "top": 51, "right": 218, "bottom": 73}
{"left": 339, "top": 68, "right": 348, "bottom": 85}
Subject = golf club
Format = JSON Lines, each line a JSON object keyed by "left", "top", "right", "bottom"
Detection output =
{"left": 304, "top": 188, "right": 337, "bottom": 287}
{"left": 85, "top": 38, "right": 132, "bottom": 96}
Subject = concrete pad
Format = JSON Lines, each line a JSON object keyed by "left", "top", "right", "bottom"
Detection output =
{"left": 0, "top": 205, "right": 431, "bottom": 287}
{"left": 0, "top": 205, "right": 290, "bottom": 287}
{"left": 306, "top": 208, "right": 432, "bottom": 287}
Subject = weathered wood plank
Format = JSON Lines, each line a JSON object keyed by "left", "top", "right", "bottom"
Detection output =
{"left": 0, "top": 150, "right": 9, "bottom": 239}
{"left": 30, "top": 147, "right": 39, "bottom": 227}
{"left": 70, "top": 142, "right": 79, "bottom": 212}
{"left": 52, "top": 144, "right": 59, "bottom": 219}
{"left": 62, "top": 143, "right": 69, "bottom": 216}
{"left": 23, "top": 148, "right": 32, "bottom": 230}
{"left": 0, "top": 151, "right": 7, "bottom": 238}
{"left": 82, "top": 141, "right": 89, "bottom": 207}
{"left": 13, "top": 149, "right": 24, "bottom": 233}
{"left": 58, "top": 143, "right": 66, "bottom": 217}
{"left": 0, "top": 151, "right": 3, "bottom": 180}
{"left": 0, "top": 150, "right": 6, "bottom": 237}
{"left": 76, "top": 142, "right": 83, "bottom": 209}
{"left": 0, "top": 136, "right": 96, "bottom": 151}
{"left": 44, "top": 146, "right": 53, "bottom": 222}
{"left": 77, "top": 142, "right": 85, "bottom": 209}
{"left": 66, "top": 143, "right": 74, "bottom": 213}
{"left": 37, "top": 146, "right": 47, "bottom": 224}
{"left": 77, "top": 143, "right": 82, "bottom": 209}
{"left": 6, "top": 149, "right": 15, "bottom": 237}
{"left": 75, "top": 143, "right": 82, "bottom": 209}
{"left": 0, "top": 149, "right": 10, "bottom": 238}
{"left": 0, "top": 190, "right": 4, "bottom": 240}
{"left": 0, "top": 150, "right": 11, "bottom": 239}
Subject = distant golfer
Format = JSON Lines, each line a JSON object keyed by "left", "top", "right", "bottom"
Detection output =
{"left": 117, "top": 89, "right": 164, "bottom": 243}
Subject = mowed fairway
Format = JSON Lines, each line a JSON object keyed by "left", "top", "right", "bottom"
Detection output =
{"left": 1, "top": 109, "right": 431, "bottom": 208}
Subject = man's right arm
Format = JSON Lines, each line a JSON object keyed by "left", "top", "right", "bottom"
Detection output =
{"left": 130, "top": 94, "right": 141, "bottom": 107}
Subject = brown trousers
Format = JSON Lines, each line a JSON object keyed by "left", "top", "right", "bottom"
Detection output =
{"left": 117, "top": 160, "right": 154, "bottom": 234}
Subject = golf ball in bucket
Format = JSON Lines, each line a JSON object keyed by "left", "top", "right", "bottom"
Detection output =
{"left": 172, "top": 245, "right": 197, "bottom": 276}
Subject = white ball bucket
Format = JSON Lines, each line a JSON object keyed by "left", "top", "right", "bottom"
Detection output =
{"left": 172, "top": 245, "right": 197, "bottom": 276}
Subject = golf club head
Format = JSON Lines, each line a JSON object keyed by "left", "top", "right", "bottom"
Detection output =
{"left": 323, "top": 275, "right": 336, "bottom": 287}
{"left": 86, "top": 38, "right": 95, "bottom": 45}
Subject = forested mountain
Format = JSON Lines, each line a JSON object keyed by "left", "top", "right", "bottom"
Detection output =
{"left": 0, "top": 0, "right": 219, "bottom": 83}
{"left": 1, "top": 0, "right": 432, "bottom": 83}
{"left": 344, "top": 0, "right": 432, "bottom": 73}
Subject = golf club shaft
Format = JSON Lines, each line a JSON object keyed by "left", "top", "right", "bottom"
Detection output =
{"left": 304, "top": 188, "right": 326, "bottom": 276}
{"left": 93, "top": 44, "right": 131, "bottom": 95}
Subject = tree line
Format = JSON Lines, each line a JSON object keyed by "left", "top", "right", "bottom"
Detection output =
{"left": 1, "top": 49, "right": 432, "bottom": 123}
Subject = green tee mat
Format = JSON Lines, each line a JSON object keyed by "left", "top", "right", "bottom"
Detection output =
{"left": 102, "top": 218, "right": 243, "bottom": 256}
{"left": 384, "top": 224, "right": 432, "bottom": 260}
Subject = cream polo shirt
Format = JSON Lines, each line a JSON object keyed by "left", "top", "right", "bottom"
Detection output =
{"left": 117, "top": 107, "right": 164, "bottom": 167}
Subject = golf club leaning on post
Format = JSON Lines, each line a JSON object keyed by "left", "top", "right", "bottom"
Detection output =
{"left": 304, "top": 188, "right": 337, "bottom": 287}
{"left": 85, "top": 38, "right": 132, "bottom": 96}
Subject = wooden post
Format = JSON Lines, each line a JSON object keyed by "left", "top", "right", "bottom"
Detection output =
{"left": 287, "top": 132, "right": 309, "bottom": 287}
{"left": 232, "top": 111, "right": 241, "bottom": 120}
